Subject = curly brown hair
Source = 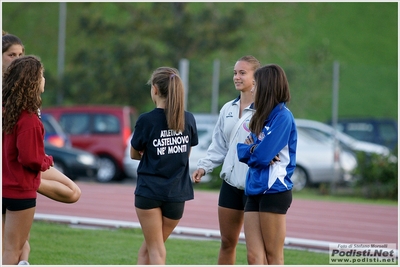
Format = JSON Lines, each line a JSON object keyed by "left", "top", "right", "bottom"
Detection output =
{"left": 2, "top": 55, "right": 44, "bottom": 134}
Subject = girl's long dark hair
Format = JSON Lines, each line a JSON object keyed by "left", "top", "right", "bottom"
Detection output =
{"left": 3, "top": 55, "right": 43, "bottom": 134}
{"left": 2, "top": 30, "right": 25, "bottom": 54}
{"left": 249, "top": 64, "right": 290, "bottom": 136}
{"left": 147, "top": 67, "right": 185, "bottom": 132}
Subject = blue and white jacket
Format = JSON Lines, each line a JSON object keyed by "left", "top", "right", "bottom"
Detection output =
{"left": 237, "top": 103, "right": 297, "bottom": 195}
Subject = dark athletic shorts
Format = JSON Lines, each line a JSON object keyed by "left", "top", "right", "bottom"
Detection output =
{"left": 2, "top": 198, "right": 36, "bottom": 214}
{"left": 135, "top": 195, "right": 185, "bottom": 220}
{"left": 244, "top": 190, "right": 292, "bottom": 214}
{"left": 218, "top": 180, "right": 247, "bottom": 210}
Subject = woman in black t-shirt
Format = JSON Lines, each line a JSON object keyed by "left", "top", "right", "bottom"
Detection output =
{"left": 130, "top": 67, "right": 198, "bottom": 265}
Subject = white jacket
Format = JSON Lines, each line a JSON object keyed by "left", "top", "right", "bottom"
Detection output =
{"left": 197, "top": 96, "right": 254, "bottom": 189}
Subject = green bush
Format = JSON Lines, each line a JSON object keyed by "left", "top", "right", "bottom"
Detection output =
{"left": 351, "top": 150, "right": 398, "bottom": 200}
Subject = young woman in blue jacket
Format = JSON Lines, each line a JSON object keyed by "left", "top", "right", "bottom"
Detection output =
{"left": 237, "top": 64, "right": 297, "bottom": 265}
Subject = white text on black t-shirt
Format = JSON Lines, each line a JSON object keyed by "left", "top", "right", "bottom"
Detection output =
{"left": 153, "top": 130, "right": 190, "bottom": 155}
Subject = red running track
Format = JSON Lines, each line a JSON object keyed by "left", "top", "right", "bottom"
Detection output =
{"left": 35, "top": 181, "right": 398, "bottom": 248}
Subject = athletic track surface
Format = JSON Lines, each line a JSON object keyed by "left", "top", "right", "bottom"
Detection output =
{"left": 35, "top": 181, "right": 398, "bottom": 251}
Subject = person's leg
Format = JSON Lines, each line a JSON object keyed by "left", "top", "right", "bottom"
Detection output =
{"left": 260, "top": 212, "right": 286, "bottom": 264}
{"left": 136, "top": 207, "right": 164, "bottom": 264}
{"left": 159, "top": 215, "right": 181, "bottom": 259}
{"left": 217, "top": 206, "right": 243, "bottom": 264}
{"left": 244, "top": 211, "right": 267, "bottom": 264}
{"left": 2, "top": 213, "right": 5, "bottom": 254}
{"left": 217, "top": 181, "right": 245, "bottom": 264}
{"left": 2, "top": 207, "right": 35, "bottom": 265}
{"left": 38, "top": 167, "right": 81, "bottom": 203}
{"left": 258, "top": 190, "right": 292, "bottom": 265}
{"left": 136, "top": 207, "right": 180, "bottom": 265}
{"left": 137, "top": 240, "right": 150, "bottom": 265}
{"left": 19, "top": 236, "right": 30, "bottom": 263}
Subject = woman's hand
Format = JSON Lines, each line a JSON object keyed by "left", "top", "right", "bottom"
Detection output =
{"left": 244, "top": 135, "right": 254, "bottom": 145}
{"left": 270, "top": 154, "right": 280, "bottom": 165}
{"left": 191, "top": 168, "right": 205, "bottom": 183}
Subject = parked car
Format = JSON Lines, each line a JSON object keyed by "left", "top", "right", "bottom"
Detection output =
{"left": 327, "top": 117, "right": 398, "bottom": 151}
{"left": 296, "top": 118, "right": 391, "bottom": 156}
{"left": 293, "top": 127, "right": 357, "bottom": 191}
{"left": 44, "top": 141, "right": 99, "bottom": 180}
{"left": 188, "top": 123, "right": 215, "bottom": 182}
{"left": 191, "top": 113, "right": 219, "bottom": 181}
{"left": 41, "top": 113, "right": 72, "bottom": 148}
{"left": 189, "top": 120, "right": 358, "bottom": 191}
{"left": 292, "top": 118, "right": 393, "bottom": 191}
{"left": 189, "top": 118, "right": 392, "bottom": 190}
{"left": 42, "top": 105, "right": 137, "bottom": 183}
{"left": 191, "top": 120, "right": 358, "bottom": 190}
{"left": 193, "top": 113, "right": 219, "bottom": 127}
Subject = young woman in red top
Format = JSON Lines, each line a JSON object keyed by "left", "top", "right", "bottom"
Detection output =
{"left": 2, "top": 31, "right": 81, "bottom": 265}
{"left": 2, "top": 55, "right": 54, "bottom": 265}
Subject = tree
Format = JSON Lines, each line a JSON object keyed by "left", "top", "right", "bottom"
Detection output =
{"left": 61, "top": 2, "right": 245, "bottom": 112}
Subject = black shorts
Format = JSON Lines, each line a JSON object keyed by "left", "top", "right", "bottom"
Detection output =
{"left": 244, "top": 190, "right": 292, "bottom": 214}
{"left": 218, "top": 180, "right": 247, "bottom": 210}
{"left": 135, "top": 195, "right": 185, "bottom": 220}
{"left": 2, "top": 198, "right": 36, "bottom": 214}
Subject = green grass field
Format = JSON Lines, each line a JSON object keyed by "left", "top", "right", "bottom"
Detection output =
{"left": 28, "top": 221, "right": 330, "bottom": 265}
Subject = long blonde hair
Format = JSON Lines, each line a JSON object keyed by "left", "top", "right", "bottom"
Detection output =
{"left": 147, "top": 67, "right": 185, "bottom": 132}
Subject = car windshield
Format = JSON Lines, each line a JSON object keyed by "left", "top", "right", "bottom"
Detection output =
{"left": 41, "top": 114, "right": 66, "bottom": 135}
{"left": 341, "top": 121, "right": 398, "bottom": 145}
{"left": 297, "top": 127, "right": 332, "bottom": 145}
{"left": 378, "top": 123, "right": 398, "bottom": 144}
{"left": 42, "top": 118, "right": 57, "bottom": 134}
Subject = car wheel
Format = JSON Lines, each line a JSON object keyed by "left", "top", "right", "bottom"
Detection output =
{"left": 291, "top": 166, "right": 308, "bottom": 191}
{"left": 96, "top": 156, "right": 119, "bottom": 183}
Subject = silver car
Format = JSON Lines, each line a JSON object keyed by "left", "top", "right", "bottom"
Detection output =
{"left": 292, "top": 119, "right": 391, "bottom": 191}
{"left": 188, "top": 123, "right": 215, "bottom": 182}
{"left": 123, "top": 134, "right": 140, "bottom": 179}
{"left": 190, "top": 119, "right": 358, "bottom": 190}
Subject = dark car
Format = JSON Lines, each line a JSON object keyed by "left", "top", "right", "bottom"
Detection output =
{"left": 44, "top": 141, "right": 99, "bottom": 180}
{"left": 328, "top": 118, "right": 398, "bottom": 151}
{"left": 41, "top": 113, "right": 72, "bottom": 148}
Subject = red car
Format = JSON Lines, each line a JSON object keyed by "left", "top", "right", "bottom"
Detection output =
{"left": 42, "top": 105, "right": 137, "bottom": 182}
